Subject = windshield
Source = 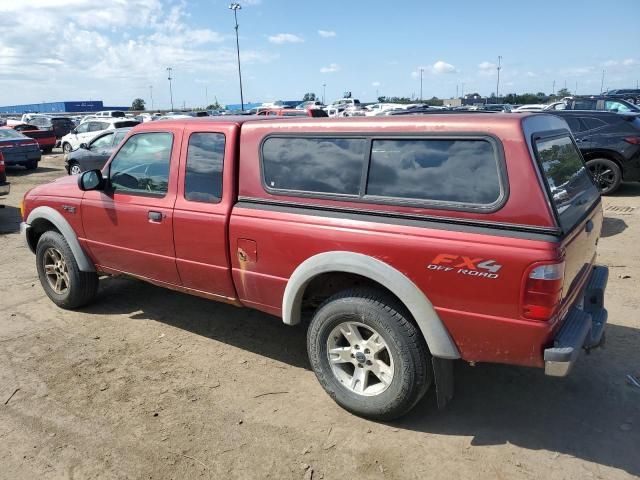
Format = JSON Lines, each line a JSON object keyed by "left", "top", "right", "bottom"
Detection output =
{"left": 535, "top": 135, "right": 600, "bottom": 232}
{"left": 0, "top": 129, "right": 27, "bottom": 140}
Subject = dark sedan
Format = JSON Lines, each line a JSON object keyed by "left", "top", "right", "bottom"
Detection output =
{"left": 0, "top": 128, "right": 42, "bottom": 170}
{"left": 551, "top": 110, "right": 640, "bottom": 194}
{"left": 65, "top": 127, "right": 131, "bottom": 175}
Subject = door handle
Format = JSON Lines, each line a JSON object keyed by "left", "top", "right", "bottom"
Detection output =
{"left": 148, "top": 211, "right": 163, "bottom": 222}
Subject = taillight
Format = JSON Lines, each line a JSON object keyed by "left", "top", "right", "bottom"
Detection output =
{"left": 522, "top": 261, "right": 565, "bottom": 321}
{"left": 0, "top": 151, "right": 5, "bottom": 174}
{"left": 623, "top": 136, "right": 640, "bottom": 145}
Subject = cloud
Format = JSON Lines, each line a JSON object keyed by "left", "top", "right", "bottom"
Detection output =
{"left": 0, "top": 1, "right": 277, "bottom": 107}
{"left": 318, "top": 30, "right": 336, "bottom": 38}
{"left": 268, "top": 33, "right": 304, "bottom": 44}
{"left": 412, "top": 61, "right": 457, "bottom": 77}
{"left": 560, "top": 66, "right": 595, "bottom": 77}
{"left": 372, "top": 81, "right": 381, "bottom": 87}
{"left": 477, "top": 61, "right": 497, "bottom": 75}
{"left": 320, "top": 63, "right": 340, "bottom": 73}
{"left": 432, "top": 60, "right": 457, "bottom": 74}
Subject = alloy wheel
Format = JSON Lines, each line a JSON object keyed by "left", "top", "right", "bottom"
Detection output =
{"left": 43, "top": 247, "right": 70, "bottom": 294}
{"left": 326, "top": 321, "right": 394, "bottom": 396}
{"left": 588, "top": 161, "right": 616, "bottom": 193}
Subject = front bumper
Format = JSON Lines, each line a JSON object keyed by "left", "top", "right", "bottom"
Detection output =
{"left": 0, "top": 182, "right": 9, "bottom": 196}
{"left": 21, "top": 222, "right": 33, "bottom": 251}
{"left": 544, "top": 265, "right": 609, "bottom": 377}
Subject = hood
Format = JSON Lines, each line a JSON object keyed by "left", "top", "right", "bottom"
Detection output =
{"left": 28, "top": 173, "right": 83, "bottom": 198}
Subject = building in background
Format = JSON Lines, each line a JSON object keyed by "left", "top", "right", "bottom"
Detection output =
{"left": 0, "top": 101, "right": 129, "bottom": 114}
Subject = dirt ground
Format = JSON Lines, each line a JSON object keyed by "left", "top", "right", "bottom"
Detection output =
{"left": 0, "top": 152, "right": 639, "bottom": 480}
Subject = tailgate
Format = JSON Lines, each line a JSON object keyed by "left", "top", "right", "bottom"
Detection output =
{"left": 560, "top": 203, "right": 602, "bottom": 304}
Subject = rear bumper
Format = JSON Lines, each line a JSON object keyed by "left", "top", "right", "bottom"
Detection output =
{"left": 0, "top": 181, "right": 9, "bottom": 196}
{"left": 544, "top": 265, "right": 609, "bottom": 377}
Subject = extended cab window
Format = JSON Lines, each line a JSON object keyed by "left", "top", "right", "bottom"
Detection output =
{"left": 184, "top": 133, "right": 225, "bottom": 203}
{"left": 535, "top": 135, "right": 600, "bottom": 232}
{"left": 262, "top": 137, "right": 365, "bottom": 195}
{"left": 109, "top": 132, "right": 172, "bottom": 197}
{"left": 367, "top": 139, "right": 502, "bottom": 205}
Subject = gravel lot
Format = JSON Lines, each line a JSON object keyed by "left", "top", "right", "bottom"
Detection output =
{"left": 1, "top": 152, "right": 639, "bottom": 480}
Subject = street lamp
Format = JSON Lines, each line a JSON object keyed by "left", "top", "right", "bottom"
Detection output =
{"left": 166, "top": 67, "right": 174, "bottom": 111}
{"left": 229, "top": 3, "right": 245, "bottom": 111}
{"left": 149, "top": 85, "right": 154, "bottom": 110}
{"left": 419, "top": 68, "right": 424, "bottom": 101}
{"left": 496, "top": 56, "right": 502, "bottom": 100}
{"left": 322, "top": 83, "right": 326, "bottom": 104}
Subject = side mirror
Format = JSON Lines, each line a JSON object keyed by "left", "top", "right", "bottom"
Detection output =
{"left": 80, "top": 143, "right": 88, "bottom": 150}
{"left": 78, "top": 169, "right": 105, "bottom": 191}
{"left": 71, "top": 128, "right": 77, "bottom": 135}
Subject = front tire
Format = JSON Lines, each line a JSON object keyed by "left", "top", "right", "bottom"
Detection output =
{"left": 69, "top": 162, "right": 81, "bottom": 175}
{"left": 36, "top": 231, "right": 98, "bottom": 309}
{"left": 307, "top": 288, "right": 432, "bottom": 420}
{"left": 587, "top": 158, "right": 622, "bottom": 195}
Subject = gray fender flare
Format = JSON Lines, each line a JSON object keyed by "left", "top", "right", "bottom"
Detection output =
{"left": 282, "top": 251, "right": 460, "bottom": 360}
{"left": 26, "top": 206, "right": 95, "bottom": 272}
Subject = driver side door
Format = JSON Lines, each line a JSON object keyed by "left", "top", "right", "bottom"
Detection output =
{"left": 81, "top": 129, "right": 182, "bottom": 285}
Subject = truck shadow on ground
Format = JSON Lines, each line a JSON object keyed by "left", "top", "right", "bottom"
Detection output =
{"left": 601, "top": 216, "right": 628, "bottom": 238}
{"left": 86, "top": 276, "right": 640, "bottom": 476}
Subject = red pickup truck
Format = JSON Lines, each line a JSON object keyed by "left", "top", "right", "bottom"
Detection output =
{"left": 20, "top": 115, "right": 609, "bottom": 419}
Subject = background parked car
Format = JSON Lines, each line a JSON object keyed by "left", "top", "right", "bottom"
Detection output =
{"left": 10, "top": 123, "right": 57, "bottom": 153}
{"left": 60, "top": 118, "right": 139, "bottom": 153}
{"left": 0, "top": 152, "right": 9, "bottom": 199}
{"left": 65, "top": 127, "right": 131, "bottom": 175}
{"left": 601, "top": 89, "right": 640, "bottom": 104}
{"left": 94, "top": 110, "right": 126, "bottom": 118}
{"left": 27, "top": 115, "right": 75, "bottom": 140}
{"left": 551, "top": 110, "right": 640, "bottom": 194}
{"left": 545, "top": 97, "right": 640, "bottom": 113}
{"left": 0, "top": 127, "right": 42, "bottom": 170}
{"left": 513, "top": 104, "right": 546, "bottom": 112}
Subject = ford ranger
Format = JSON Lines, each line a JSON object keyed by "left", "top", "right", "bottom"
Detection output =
{"left": 20, "top": 114, "right": 609, "bottom": 420}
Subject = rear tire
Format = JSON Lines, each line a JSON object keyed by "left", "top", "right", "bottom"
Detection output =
{"left": 307, "top": 288, "right": 432, "bottom": 420}
{"left": 42, "top": 147, "right": 53, "bottom": 154}
{"left": 25, "top": 160, "right": 38, "bottom": 170}
{"left": 36, "top": 231, "right": 99, "bottom": 309}
{"left": 586, "top": 158, "right": 622, "bottom": 195}
{"left": 62, "top": 143, "right": 72, "bottom": 154}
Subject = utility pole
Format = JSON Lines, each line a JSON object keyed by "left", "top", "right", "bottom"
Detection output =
{"left": 600, "top": 70, "right": 606, "bottom": 94}
{"left": 322, "top": 83, "right": 326, "bottom": 104}
{"left": 461, "top": 82, "right": 465, "bottom": 98}
{"left": 166, "top": 67, "right": 174, "bottom": 111}
{"left": 229, "top": 3, "right": 245, "bottom": 111}
{"left": 205, "top": 86, "right": 208, "bottom": 108}
{"left": 575, "top": 81, "right": 578, "bottom": 95}
{"left": 149, "top": 85, "right": 154, "bottom": 110}
{"left": 496, "top": 56, "right": 502, "bottom": 100}
{"left": 419, "top": 68, "right": 424, "bottom": 101}
{"left": 552, "top": 80, "right": 556, "bottom": 97}
{"left": 456, "top": 84, "right": 459, "bottom": 98}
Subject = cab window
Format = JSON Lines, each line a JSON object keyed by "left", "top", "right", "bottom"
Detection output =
{"left": 184, "top": 133, "right": 225, "bottom": 203}
{"left": 109, "top": 132, "right": 173, "bottom": 197}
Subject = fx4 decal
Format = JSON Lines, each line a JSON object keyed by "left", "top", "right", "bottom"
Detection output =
{"left": 426, "top": 253, "right": 502, "bottom": 279}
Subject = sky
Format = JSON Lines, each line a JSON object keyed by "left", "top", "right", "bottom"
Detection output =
{"left": 0, "top": 0, "right": 639, "bottom": 109}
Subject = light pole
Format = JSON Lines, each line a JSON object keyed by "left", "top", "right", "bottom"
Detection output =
{"left": 600, "top": 70, "right": 606, "bottom": 94}
{"left": 496, "top": 56, "right": 502, "bottom": 100}
{"left": 149, "top": 85, "right": 154, "bottom": 110}
{"left": 166, "top": 67, "right": 174, "bottom": 111}
{"left": 229, "top": 3, "right": 245, "bottom": 111}
{"left": 322, "top": 83, "right": 326, "bottom": 104}
{"left": 419, "top": 68, "right": 424, "bottom": 101}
